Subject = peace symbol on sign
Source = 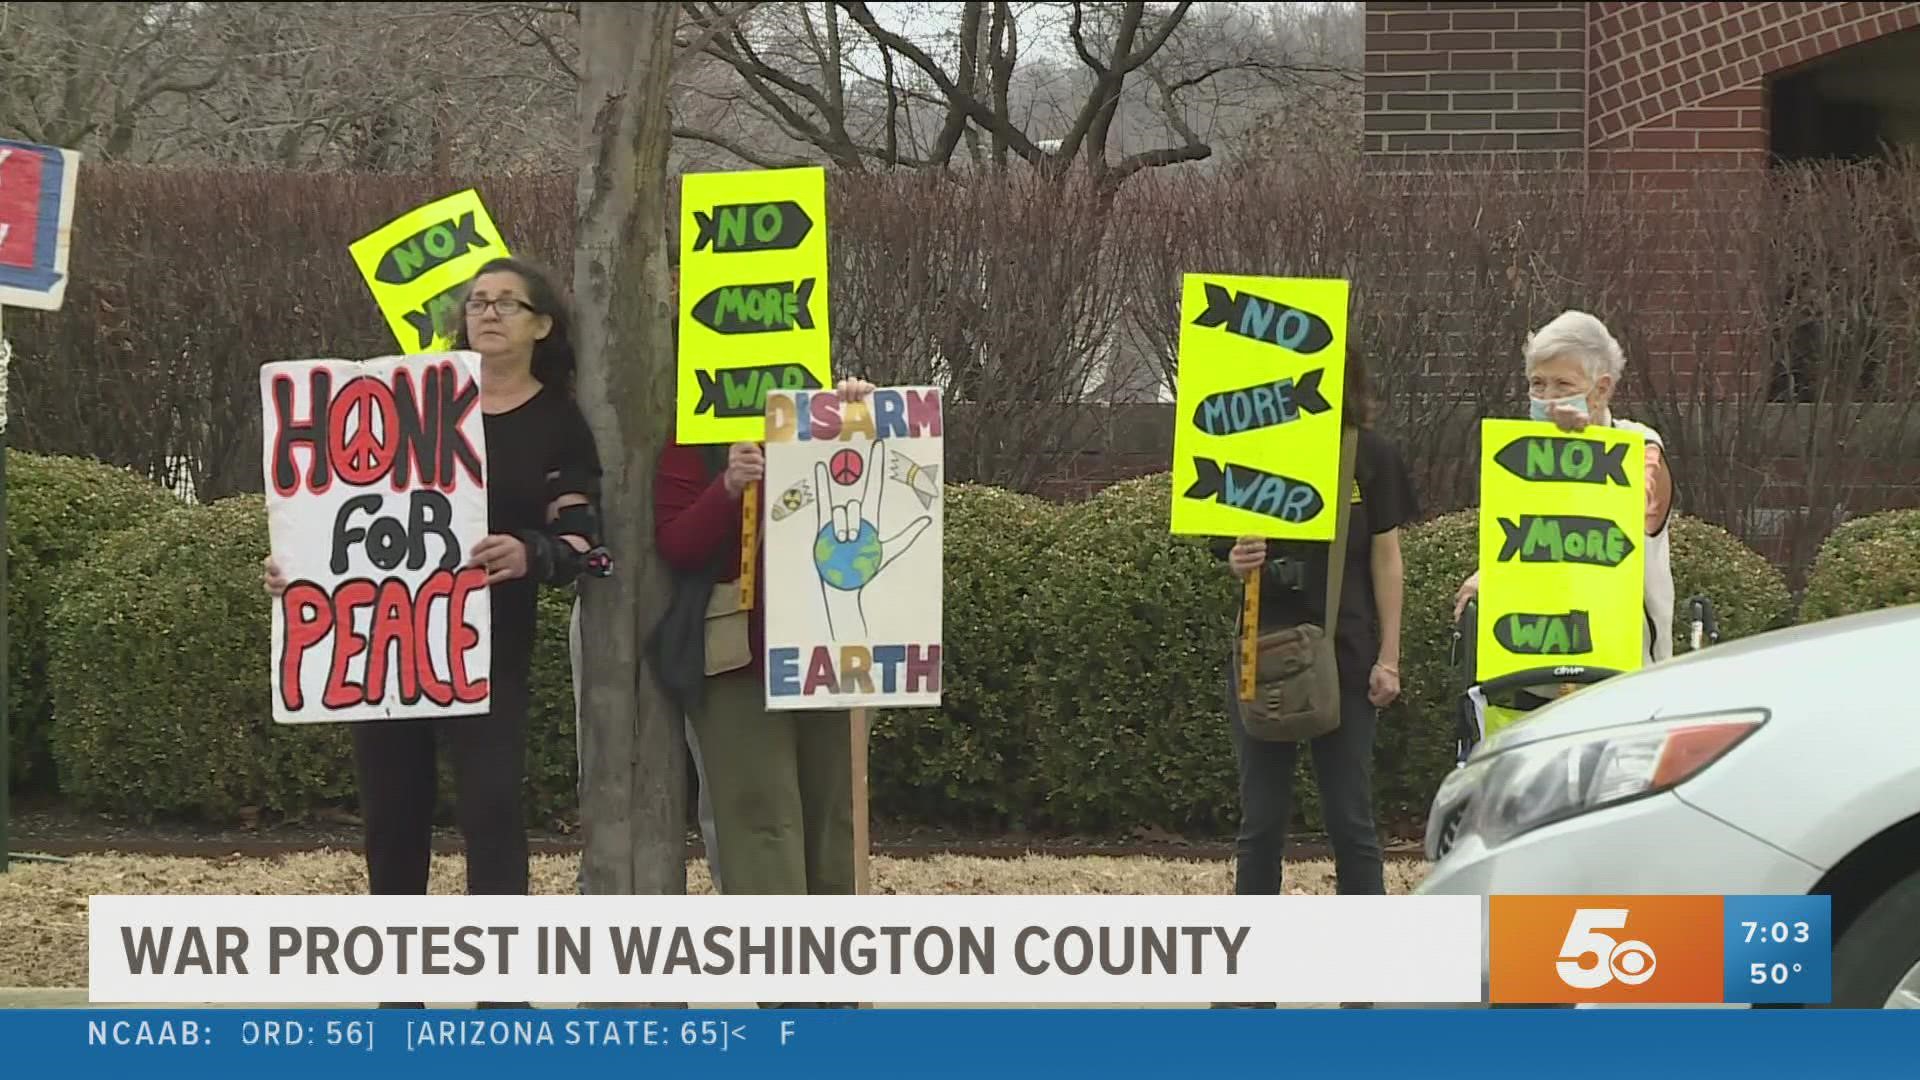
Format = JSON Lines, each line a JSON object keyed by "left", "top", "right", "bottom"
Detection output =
{"left": 328, "top": 377, "right": 398, "bottom": 487}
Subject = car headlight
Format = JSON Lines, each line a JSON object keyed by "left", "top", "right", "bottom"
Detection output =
{"left": 1462, "top": 710, "right": 1765, "bottom": 850}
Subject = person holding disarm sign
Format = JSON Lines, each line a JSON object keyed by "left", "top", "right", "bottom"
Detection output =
{"left": 652, "top": 376, "right": 875, "bottom": 923}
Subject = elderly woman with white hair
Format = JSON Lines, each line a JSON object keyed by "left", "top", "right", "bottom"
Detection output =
{"left": 1454, "top": 309, "right": 1676, "bottom": 664}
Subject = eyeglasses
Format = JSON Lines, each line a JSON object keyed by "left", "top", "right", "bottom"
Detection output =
{"left": 466, "top": 297, "right": 536, "bottom": 317}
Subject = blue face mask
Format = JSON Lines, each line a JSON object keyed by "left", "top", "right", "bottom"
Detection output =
{"left": 1529, "top": 393, "right": 1592, "bottom": 422}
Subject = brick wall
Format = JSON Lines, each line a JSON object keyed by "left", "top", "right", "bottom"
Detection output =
{"left": 1362, "top": 1, "right": 1920, "bottom": 388}
{"left": 1365, "top": 1, "right": 1589, "bottom": 167}
{"left": 1365, "top": 2, "right": 1920, "bottom": 175}
{"left": 1587, "top": 1, "right": 1920, "bottom": 181}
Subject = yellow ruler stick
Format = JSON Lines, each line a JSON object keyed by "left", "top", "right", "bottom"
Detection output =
{"left": 738, "top": 486, "right": 759, "bottom": 612}
{"left": 1238, "top": 574, "right": 1260, "bottom": 702}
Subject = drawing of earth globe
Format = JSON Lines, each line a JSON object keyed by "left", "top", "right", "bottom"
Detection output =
{"left": 814, "top": 520, "right": 883, "bottom": 591}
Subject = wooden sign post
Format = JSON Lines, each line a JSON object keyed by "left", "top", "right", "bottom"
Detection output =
{"left": 1239, "top": 576, "right": 1260, "bottom": 702}
{"left": 851, "top": 707, "right": 871, "bottom": 895}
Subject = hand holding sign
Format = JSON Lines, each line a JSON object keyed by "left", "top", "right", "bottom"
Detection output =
{"left": 466, "top": 534, "right": 530, "bottom": 585}
{"left": 810, "top": 438, "right": 932, "bottom": 640}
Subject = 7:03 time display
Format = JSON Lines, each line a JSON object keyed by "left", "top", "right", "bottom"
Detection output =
{"left": 1741, "top": 920, "right": 1812, "bottom": 945}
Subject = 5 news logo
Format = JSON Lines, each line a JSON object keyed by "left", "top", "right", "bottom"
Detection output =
{"left": 1490, "top": 895, "right": 1832, "bottom": 1005}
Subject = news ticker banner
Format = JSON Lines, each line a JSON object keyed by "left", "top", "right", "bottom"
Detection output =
{"left": 89, "top": 895, "right": 1480, "bottom": 1005}
{"left": 14, "top": 1012, "right": 1918, "bottom": 1080}
{"left": 86, "top": 894, "right": 1830, "bottom": 1007}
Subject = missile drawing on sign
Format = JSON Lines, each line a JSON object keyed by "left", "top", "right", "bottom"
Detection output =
{"left": 771, "top": 477, "right": 815, "bottom": 522}
{"left": 1184, "top": 458, "right": 1326, "bottom": 524}
{"left": 888, "top": 449, "right": 941, "bottom": 511}
{"left": 691, "top": 280, "right": 817, "bottom": 334}
{"left": 1191, "top": 368, "right": 1333, "bottom": 437}
{"left": 400, "top": 279, "right": 471, "bottom": 352}
{"left": 1495, "top": 610, "right": 1594, "bottom": 656}
{"left": 1497, "top": 514, "right": 1636, "bottom": 567}
{"left": 1494, "top": 435, "right": 1632, "bottom": 487}
{"left": 693, "top": 200, "right": 815, "bottom": 253}
{"left": 1190, "top": 282, "right": 1335, "bottom": 354}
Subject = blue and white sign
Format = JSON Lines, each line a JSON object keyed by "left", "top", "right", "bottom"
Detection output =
{"left": 0, "top": 138, "right": 81, "bottom": 310}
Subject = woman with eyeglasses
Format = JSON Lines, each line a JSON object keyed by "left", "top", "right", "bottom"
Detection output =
{"left": 263, "top": 258, "right": 603, "bottom": 1006}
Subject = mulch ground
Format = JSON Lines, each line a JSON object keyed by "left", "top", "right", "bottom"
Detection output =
{"left": 5, "top": 803, "right": 1427, "bottom": 863}
{"left": 0, "top": 851, "right": 1430, "bottom": 988}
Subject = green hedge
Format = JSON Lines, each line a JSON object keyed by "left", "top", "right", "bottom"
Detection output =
{"left": 8, "top": 452, "right": 184, "bottom": 791}
{"left": 48, "top": 496, "right": 357, "bottom": 819}
{"left": 1024, "top": 475, "right": 1240, "bottom": 834}
{"left": 1799, "top": 510, "right": 1920, "bottom": 622}
{"left": 524, "top": 588, "right": 582, "bottom": 827}
{"left": 38, "top": 471, "right": 1796, "bottom": 835}
{"left": 870, "top": 485, "right": 1068, "bottom": 830}
{"left": 1377, "top": 509, "right": 1479, "bottom": 827}
{"left": 46, "top": 493, "right": 586, "bottom": 826}
{"left": 1669, "top": 515, "right": 1795, "bottom": 641}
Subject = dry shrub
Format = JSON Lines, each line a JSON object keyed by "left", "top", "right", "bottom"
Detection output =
{"left": 831, "top": 171, "right": 1130, "bottom": 490}
{"left": 8, "top": 158, "right": 1920, "bottom": 585}
{"left": 7, "top": 167, "right": 573, "bottom": 502}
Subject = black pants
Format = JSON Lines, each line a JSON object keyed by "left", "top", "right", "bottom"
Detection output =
{"left": 350, "top": 678, "right": 530, "bottom": 896}
{"left": 1226, "top": 681, "right": 1384, "bottom": 896}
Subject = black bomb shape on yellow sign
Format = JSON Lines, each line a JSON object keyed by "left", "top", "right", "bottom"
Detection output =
{"left": 677, "top": 167, "right": 832, "bottom": 446}
{"left": 1168, "top": 274, "right": 1349, "bottom": 543}
{"left": 1476, "top": 421, "right": 1647, "bottom": 683}
{"left": 349, "top": 191, "right": 512, "bottom": 354}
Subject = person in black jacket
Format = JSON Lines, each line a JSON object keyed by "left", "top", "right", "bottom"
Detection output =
{"left": 1214, "top": 354, "right": 1417, "bottom": 903}
{"left": 264, "top": 261, "right": 603, "bottom": 1011}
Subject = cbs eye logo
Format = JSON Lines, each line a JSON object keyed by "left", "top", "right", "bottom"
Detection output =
{"left": 1556, "top": 908, "right": 1658, "bottom": 989}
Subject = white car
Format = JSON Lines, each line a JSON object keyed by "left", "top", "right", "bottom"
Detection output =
{"left": 1418, "top": 603, "right": 1920, "bottom": 1008}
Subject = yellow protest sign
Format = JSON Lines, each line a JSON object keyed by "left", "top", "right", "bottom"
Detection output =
{"left": 349, "top": 190, "right": 509, "bottom": 354}
{"left": 677, "top": 166, "right": 832, "bottom": 445}
{"left": 1475, "top": 418, "right": 1647, "bottom": 683}
{"left": 1168, "top": 273, "right": 1349, "bottom": 540}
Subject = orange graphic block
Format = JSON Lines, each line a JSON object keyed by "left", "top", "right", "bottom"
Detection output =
{"left": 1490, "top": 896, "right": 1724, "bottom": 1004}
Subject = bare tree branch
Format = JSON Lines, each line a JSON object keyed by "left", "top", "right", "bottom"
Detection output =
{"left": 671, "top": 123, "right": 813, "bottom": 169}
{"left": 837, "top": 0, "right": 1048, "bottom": 165}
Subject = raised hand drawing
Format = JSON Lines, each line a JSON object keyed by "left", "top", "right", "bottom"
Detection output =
{"left": 804, "top": 438, "right": 932, "bottom": 639}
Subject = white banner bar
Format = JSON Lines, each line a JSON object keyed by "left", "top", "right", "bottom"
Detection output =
{"left": 90, "top": 895, "right": 1484, "bottom": 1004}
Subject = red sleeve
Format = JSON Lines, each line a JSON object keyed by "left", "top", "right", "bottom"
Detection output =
{"left": 655, "top": 436, "right": 742, "bottom": 574}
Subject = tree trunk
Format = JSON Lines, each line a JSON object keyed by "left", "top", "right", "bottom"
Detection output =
{"left": 573, "top": 3, "right": 684, "bottom": 902}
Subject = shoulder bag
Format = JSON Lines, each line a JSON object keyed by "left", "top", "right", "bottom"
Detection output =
{"left": 1239, "top": 427, "right": 1360, "bottom": 743}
